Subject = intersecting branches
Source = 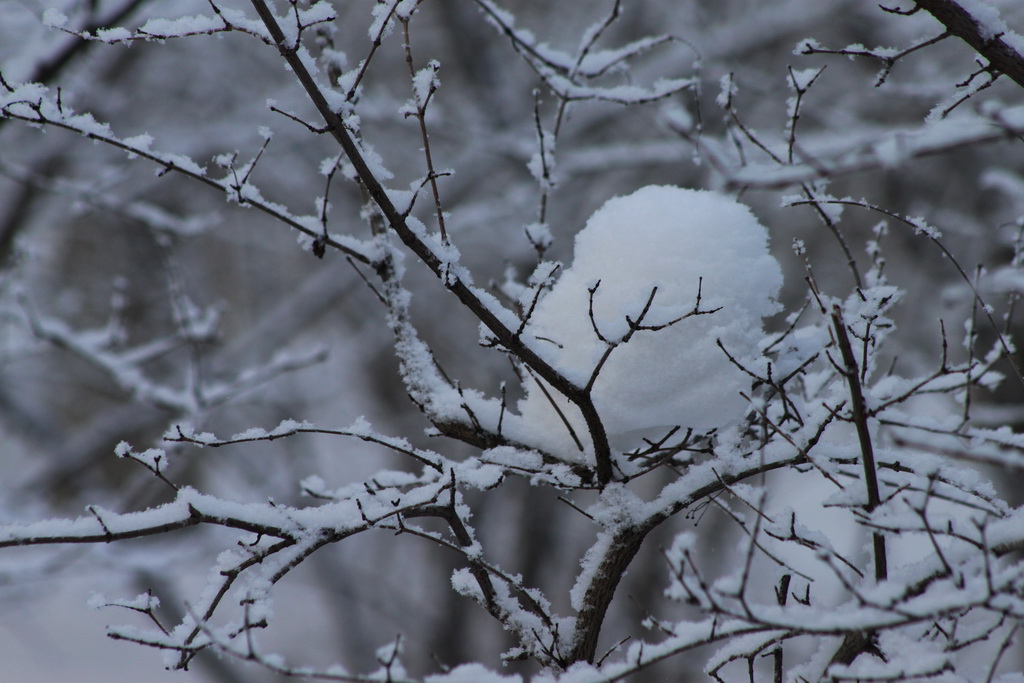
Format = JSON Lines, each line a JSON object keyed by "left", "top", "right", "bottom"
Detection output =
{"left": 674, "top": 16, "right": 1024, "bottom": 193}
{"left": 475, "top": 0, "right": 694, "bottom": 225}
{"left": 0, "top": 469, "right": 476, "bottom": 671}
{"left": 191, "top": 625, "right": 416, "bottom": 683}
{"left": 245, "top": 0, "right": 619, "bottom": 487}
{"left": 20, "top": 267, "right": 325, "bottom": 418}
{"left": 719, "top": 339, "right": 818, "bottom": 430}
{"left": 0, "top": 85, "right": 373, "bottom": 262}
{"left": 560, "top": 441, "right": 827, "bottom": 669}
{"left": 582, "top": 253, "right": 1024, "bottom": 678}
{"left": 622, "top": 426, "right": 714, "bottom": 480}
{"left": 829, "top": 305, "right": 888, "bottom": 582}
{"left": 585, "top": 279, "right": 721, "bottom": 395}
{"left": 713, "top": 103, "right": 1024, "bottom": 190}
{"left": 673, "top": 69, "right": 865, "bottom": 287}
{"left": 398, "top": 514, "right": 563, "bottom": 665}
{"left": 5, "top": 1, "right": 1024, "bottom": 681}
{"left": 788, "top": 196, "right": 1024, "bottom": 392}
{"left": 166, "top": 419, "right": 446, "bottom": 473}
{"left": 472, "top": 0, "right": 689, "bottom": 105}
{"left": 399, "top": 15, "right": 448, "bottom": 244}
{"left": 797, "top": 32, "right": 950, "bottom": 87}
{"left": 48, "top": 0, "right": 335, "bottom": 48}
{"left": 605, "top": 463, "right": 1023, "bottom": 681}
{"left": 913, "top": 0, "right": 1024, "bottom": 90}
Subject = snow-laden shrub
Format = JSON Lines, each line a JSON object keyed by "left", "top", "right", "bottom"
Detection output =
{"left": 519, "top": 186, "right": 782, "bottom": 458}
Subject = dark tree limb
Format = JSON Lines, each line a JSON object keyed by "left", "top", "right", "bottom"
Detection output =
{"left": 247, "top": 0, "right": 613, "bottom": 485}
{"left": 915, "top": 0, "right": 1024, "bottom": 88}
{"left": 831, "top": 306, "right": 887, "bottom": 582}
{"left": 568, "top": 526, "right": 649, "bottom": 664}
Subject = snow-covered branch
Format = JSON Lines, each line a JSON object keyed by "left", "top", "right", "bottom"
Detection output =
{"left": 915, "top": 0, "right": 1024, "bottom": 89}
{"left": 684, "top": 103, "right": 1024, "bottom": 190}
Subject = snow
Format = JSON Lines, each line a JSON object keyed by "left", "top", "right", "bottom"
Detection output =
{"left": 41, "top": 8, "right": 68, "bottom": 28}
{"left": 453, "top": 460, "right": 504, "bottom": 490}
{"left": 518, "top": 186, "right": 782, "bottom": 457}
{"left": 298, "top": 1, "right": 335, "bottom": 26}
{"left": 426, "top": 664, "right": 522, "bottom": 682}
{"left": 87, "top": 591, "right": 159, "bottom": 611}
{"left": 716, "top": 74, "right": 737, "bottom": 107}
{"left": 788, "top": 67, "right": 822, "bottom": 91}
{"left": 729, "top": 104, "right": 1024, "bottom": 189}
{"left": 550, "top": 76, "right": 694, "bottom": 104}
{"left": 568, "top": 539, "right": 608, "bottom": 613}
{"left": 95, "top": 27, "right": 132, "bottom": 43}
{"left": 411, "top": 60, "right": 439, "bottom": 107}
{"left": 114, "top": 442, "right": 166, "bottom": 472}
{"left": 121, "top": 133, "right": 153, "bottom": 155}
{"left": 956, "top": 0, "right": 1012, "bottom": 42}
{"left": 139, "top": 15, "right": 224, "bottom": 37}
{"left": 165, "top": 424, "right": 215, "bottom": 443}
{"left": 577, "top": 36, "right": 670, "bottom": 77}
{"left": 225, "top": 419, "right": 312, "bottom": 441}
{"left": 524, "top": 222, "right": 553, "bottom": 252}
{"left": 368, "top": 0, "right": 399, "bottom": 40}
{"left": 7, "top": 2, "right": 1024, "bottom": 679}
{"left": 528, "top": 128, "right": 557, "bottom": 189}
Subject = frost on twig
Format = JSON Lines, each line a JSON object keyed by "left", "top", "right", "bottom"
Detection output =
{"left": 473, "top": 0, "right": 693, "bottom": 105}
{"left": 0, "top": 81, "right": 375, "bottom": 261}
{"left": 20, "top": 285, "right": 326, "bottom": 417}
{"left": 717, "top": 105, "right": 1024, "bottom": 190}
{"left": 44, "top": 0, "right": 336, "bottom": 48}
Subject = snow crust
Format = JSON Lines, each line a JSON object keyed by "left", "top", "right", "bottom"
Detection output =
{"left": 518, "top": 186, "right": 781, "bottom": 457}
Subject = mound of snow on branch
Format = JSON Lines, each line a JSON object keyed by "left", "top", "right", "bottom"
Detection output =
{"left": 519, "top": 185, "right": 782, "bottom": 458}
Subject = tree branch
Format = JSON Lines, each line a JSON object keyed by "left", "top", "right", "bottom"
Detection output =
{"left": 831, "top": 306, "right": 887, "bottom": 583}
{"left": 247, "top": 0, "right": 614, "bottom": 485}
{"left": 915, "top": 0, "right": 1024, "bottom": 88}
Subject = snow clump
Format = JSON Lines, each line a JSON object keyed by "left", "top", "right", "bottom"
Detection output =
{"left": 518, "top": 185, "right": 782, "bottom": 459}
